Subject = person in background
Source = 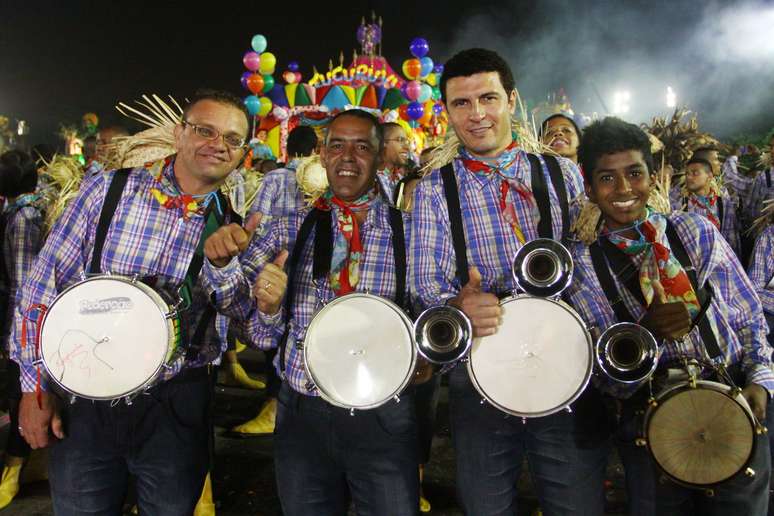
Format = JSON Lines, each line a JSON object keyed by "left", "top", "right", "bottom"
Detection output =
{"left": 540, "top": 113, "right": 581, "bottom": 164}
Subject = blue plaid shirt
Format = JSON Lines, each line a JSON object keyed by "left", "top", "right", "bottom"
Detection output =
{"left": 565, "top": 211, "right": 774, "bottom": 398}
{"left": 749, "top": 225, "right": 774, "bottom": 317}
{"left": 248, "top": 159, "right": 304, "bottom": 219}
{"left": 409, "top": 152, "right": 584, "bottom": 312}
{"left": 722, "top": 156, "right": 754, "bottom": 210}
{"left": 10, "top": 159, "right": 235, "bottom": 393}
{"left": 202, "top": 194, "right": 410, "bottom": 397}
{"left": 747, "top": 167, "right": 774, "bottom": 221}
{"left": 670, "top": 191, "right": 740, "bottom": 255}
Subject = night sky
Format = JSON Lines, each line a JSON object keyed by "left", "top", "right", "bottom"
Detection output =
{"left": 2, "top": 0, "right": 773, "bottom": 148}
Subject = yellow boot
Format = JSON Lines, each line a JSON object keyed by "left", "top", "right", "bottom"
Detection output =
{"left": 224, "top": 362, "right": 266, "bottom": 390}
{"left": 0, "top": 458, "right": 23, "bottom": 509}
{"left": 231, "top": 398, "right": 277, "bottom": 435}
{"left": 234, "top": 340, "right": 247, "bottom": 353}
{"left": 193, "top": 472, "right": 215, "bottom": 516}
{"left": 419, "top": 494, "right": 431, "bottom": 513}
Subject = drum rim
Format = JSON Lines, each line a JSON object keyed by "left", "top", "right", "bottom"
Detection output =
{"left": 303, "top": 292, "right": 417, "bottom": 410}
{"left": 644, "top": 379, "right": 757, "bottom": 487}
{"left": 466, "top": 294, "right": 593, "bottom": 418}
{"left": 40, "top": 275, "right": 175, "bottom": 401}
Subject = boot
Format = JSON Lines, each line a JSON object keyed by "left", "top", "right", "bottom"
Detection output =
{"left": 231, "top": 398, "right": 277, "bottom": 435}
{"left": 223, "top": 362, "right": 266, "bottom": 390}
{"left": 0, "top": 459, "right": 23, "bottom": 509}
{"left": 193, "top": 472, "right": 215, "bottom": 516}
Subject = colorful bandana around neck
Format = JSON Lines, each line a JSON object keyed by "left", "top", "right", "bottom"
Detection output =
{"left": 688, "top": 193, "right": 720, "bottom": 230}
{"left": 459, "top": 140, "right": 533, "bottom": 244}
{"left": 147, "top": 157, "right": 218, "bottom": 220}
{"left": 604, "top": 209, "right": 701, "bottom": 317}
{"left": 314, "top": 189, "right": 376, "bottom": 296}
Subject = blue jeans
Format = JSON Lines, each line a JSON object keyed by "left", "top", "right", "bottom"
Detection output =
{"left": 274, "top": 382, "right": 420, "bottom": 516}
{"left": 618, "top": 394, "right": 772, "bottom": 516}
{"left": 448, "top": 366, "right": 608, "bottom": 516}
{"left": 48, "top": 368, "right": 211, "bottom": 515}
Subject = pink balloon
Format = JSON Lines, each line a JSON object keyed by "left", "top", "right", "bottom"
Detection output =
{"left": 404, "top": 80, "right": 422, "bottom": 102}
{"left": 243, "top": 51, "right": 261, "bottom": 72}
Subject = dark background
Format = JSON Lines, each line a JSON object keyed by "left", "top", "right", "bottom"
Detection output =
{"left": 2, "top": 0, "right": 773, "bottom": 148}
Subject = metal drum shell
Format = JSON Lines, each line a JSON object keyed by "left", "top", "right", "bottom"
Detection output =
{"left": 466, "top": 294, "right": 593, "bottom": 418}
{"left": 303, "top": 292, "right": 417, "bottom": 411}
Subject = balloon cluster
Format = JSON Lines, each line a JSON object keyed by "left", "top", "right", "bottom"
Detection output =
{"left": 282, "top": 61, "right": 303, "bottom": 85}
{"left": 398, "top": 37, "right": 444, "bottom": 126}
{"left": 241, "top": 34, "right": 276, "bottom": 118}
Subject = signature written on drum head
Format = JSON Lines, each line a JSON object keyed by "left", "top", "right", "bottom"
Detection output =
{"left": 55, "top": 330, "right": 114, "bottom": 380}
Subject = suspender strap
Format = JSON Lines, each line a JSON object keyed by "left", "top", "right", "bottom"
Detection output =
{"left": 527, "top": 154, "right": 553, "bottom": 239}
{"left": 767, "top": 169, "right": 771, "bottom": 189}
{"left": 717, "top": 197, "right": 724, "bottom": 232}
{"left": 664, "top": 220, "right": 722, "bottom": 359}
{"left": 542, "top": 154, "right": 570, "bottom": 242}
{"left": 388, "top": 207, "right": 407, "bottom": 309}
{"left": 440, "top": 164, "right": 470, "bottom": 286}
{"left": 89, "top": 168, "right": 131, "bottom": 273}
{"left": 589, "top": 242, "right": 637, "bottom": 323}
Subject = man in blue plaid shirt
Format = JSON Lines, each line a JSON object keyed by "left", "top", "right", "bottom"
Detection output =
{"left": 203, "top": 109, "right": 420, "bottom": 515}
{"left": 409, "top": 48, "right": 608, "bottom": 515}
{"left": 565, "top": 117, "right": 773, "bottom": 515}
{"left": 11, "top": 90, "right": 249, "bottom": 515}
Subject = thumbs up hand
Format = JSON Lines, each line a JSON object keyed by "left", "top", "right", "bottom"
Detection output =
{"left": 640, "top": 280, "right": 692, "bottom": 340}
{"left": 204, "top": 212, "right": 263, "bottom": 268}
{"left": 253, "top": 250, "right": 289, "bottom": 316}
{"left": 448, "top": 267, "right": 503, "bottom": 337}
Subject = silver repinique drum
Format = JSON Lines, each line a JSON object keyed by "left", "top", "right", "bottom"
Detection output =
{"left": 303, "top": 292, "right": 416, "bottom": 410}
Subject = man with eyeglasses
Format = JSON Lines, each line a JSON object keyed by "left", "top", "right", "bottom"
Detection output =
{"left": 11, "top": 89, "right": 249, "bottom": 515}
{"left": 379, "top": 122, "right": 417, "bottom": 203}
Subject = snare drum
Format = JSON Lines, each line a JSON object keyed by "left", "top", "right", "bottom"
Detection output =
{"left": 303, "top": 292, "right": 416, "bottom": 410}
{"left": 40, "top": 275, "right": 177, "bottom": 400}
{"left": 467, "top": 294, "right": 593, "bottom": 417}
{"left": 644, "top": 379, "right": 758, "bottom": 487}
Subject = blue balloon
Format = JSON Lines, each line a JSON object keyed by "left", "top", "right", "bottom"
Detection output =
{"left": 240, "top": 71, "right": 252, "bottom": 91}
{"left": 419, "top": 57, "right": 434, "bottom": 78}
{"left": 433, "top": 64, "right": 444, "bottom": 75}
{"left": 432, "top": 103, "right": 444, "bottom": 115}
{"left": 251, "top": 34, "right": 267, "bottom": 53}
{"left": 409, "top": 37, "right": 430, "bottom": 58}
{"left": 288, "top": 61, "right": 300, "bottom": 72}
{"left": 244, "top": 95, "right": 261, "bottom": 116}
{"left": 406, "top": 101, "right": 424, "bottom": 120}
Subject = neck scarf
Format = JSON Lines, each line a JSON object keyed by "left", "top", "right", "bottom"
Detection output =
{"left": 314, "top": 189, "right": 376, "bottom": 296}
{"left": 604, "top": 209, "right": 701, "bottom": 317}
{"left": 147, "top": 157, "right": 218, "bottom": 220}
{"left": 459, "top": 140, "right": 533, "bottom": 244}
{"left": 688, "top": 193, "right": 720, "bottom": 230}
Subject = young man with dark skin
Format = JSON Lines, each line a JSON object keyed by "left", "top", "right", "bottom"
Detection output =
{"left": 410, "top": 48, "right": 607, "bottom": 515}
{"left": 566, "top": 117, "right": 773, "bottom": 515}
{"left": 203, "top": 109, "right": 419, "bottom": 515}
{"left": 540, "top": 113, "right": 581, "bottom": 164}
{"left": 12, "top": 90, "right": 249, "bottom": 515}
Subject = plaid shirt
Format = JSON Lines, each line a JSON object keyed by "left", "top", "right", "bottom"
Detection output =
{"left": 749, "top": 225, "right": 774, "bottom": 317}
{"left": 565, "top": 211, "right": 774, "bottom": 398}
{"left": 722, "top": 156, "right": 754, "bottom": 209}
{"left": 10, "top": 159, "right": 235, "bottom": 393}
{"left": 670, "top": 191, "right": 740, "bottom": 255}
{"left": 202, "top": 194, "right": 410, "bottom": 396}
{"left": 747, "top": 167, "right": 774, "bottom": 221}
{"left": 409, "top": 152, "right": 584, "bottom": 311}
{"left": 248, "top": 159, "right": 304, "bottom": 220}
{"left": 2, "top": 199, "right": 44, "bottom": 343}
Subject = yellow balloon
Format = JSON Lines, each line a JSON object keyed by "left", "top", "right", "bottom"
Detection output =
{"left": 259, "top": 52, "right": 277, "bottom": 75}
{"left": 426, "top": 73, "right": 437, "bottom": 87}
{"left": 258, "top": 96, "right": 273, "bottom": 117}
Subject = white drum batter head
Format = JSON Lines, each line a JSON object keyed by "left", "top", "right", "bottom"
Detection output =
{"left": 40, "top": 276, "right": 175, "bottom": 400}
{"left": 467, "top": 295, "right": 592, "bottom": 417}
{"left": 304, "top": 293, "right": 415, "bottom": 410}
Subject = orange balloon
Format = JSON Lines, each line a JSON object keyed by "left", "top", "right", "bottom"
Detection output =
{"left": 246, "top": 74, "right": 265, "bottom": 95}
{"left": 402, "top": 59, "right": 422, "bottom": 80}
{"left": 398, "top": 104, "right": 410, "bottom": 121}
{"left": 418, "top": 100, "right": 434, "bottom": 126}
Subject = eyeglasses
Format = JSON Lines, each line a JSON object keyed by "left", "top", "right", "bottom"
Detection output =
{"left": 182, "top": 121, "right": 246, "bottom": 149}
{"left": 385, "top": 137, "right": 410, "bottom": 145}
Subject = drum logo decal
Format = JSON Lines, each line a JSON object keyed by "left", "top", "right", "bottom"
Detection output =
{"left": 79, "top": 297, "right": 134, "bottom": 314}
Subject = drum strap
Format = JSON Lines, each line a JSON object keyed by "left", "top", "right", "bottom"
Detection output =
{"left": 278, "top": 206, "right": 408, "bottom": 374}
{"left": 89, "top": 168, "right": 131, "bottom": 273}
{"left": 441, "top": 155, "right": 570, "bottom": 286}
{"left": 717, "top": 197, "right": 724, "bottom": 231}
{"left": 589, "top": 241, "right": 640, "bottom": 323}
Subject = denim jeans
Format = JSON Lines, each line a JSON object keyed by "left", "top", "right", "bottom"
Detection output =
{"left": 274, "top": 382, "right": 419, "bottom": 516}
{"left": 448, "top": 366, "right": 608, "bottom": 516}
{"left": 618, "top": 392, "right": 772, "bottom": 516}
{"left": 48, "top": 368, "right": 211, "bottom": 515}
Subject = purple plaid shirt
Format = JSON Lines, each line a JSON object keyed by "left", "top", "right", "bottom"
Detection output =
{"left": 10, "top": 158, "right": 235, "bottom": 393}
{"left": 670, "top": 191, "right": 740, "bottom": 255}
{"left": 248, "top": 159, "right": 304, "bottom": 219}
{"left": 565, "top": 211, "right": 774, "bottom": 398}
{"left": 749, "top": 225, "right": 774, "bottom": 317}
{"left": 409, "top": 152, "right": 584, "bottom": 311}
{"left": 747, "top": 167, "right": 774, "bottom": 221}
{"left": 202, "top": 194, "right": 410, "bottom": 397}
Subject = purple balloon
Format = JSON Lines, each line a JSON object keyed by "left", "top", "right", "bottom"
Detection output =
{"left": 371, "top": 25, "right": 382, "bottom": 44}
{"left": 240, "top": 71, "right": 252, "bottom": 91}
{"left": 404, "top": 80, "right": 422, "bottom": 101}
{"left": 432, "top": 103, "right": 444, "bottom": 115}
{"left": 288, "top": 61, "right": 300, "bottom": 72}
{"left": 409, "top": 37, "right": 430, "bottom": 58}
{"left": 433, "top": 64, "right": 444, "bottom": 75}
{"left": 356, "top": 25, "right": 366, "bottom": 44}
{"left": 406, "top": 101, "right": 424, "bottom": 120}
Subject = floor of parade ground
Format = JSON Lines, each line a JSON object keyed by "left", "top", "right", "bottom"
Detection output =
{"left": 0, "top": 350, "right": 644, "bottom": 515}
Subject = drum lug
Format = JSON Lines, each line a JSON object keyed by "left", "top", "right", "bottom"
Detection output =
{"left": 69, "top": 395, "right": 77, "bottom": 405}
{"left": 757, "top": 424, "right": 768, "bottom": 435}
{"left": 124, "top": 396, "right": 133, "bottom": 406}
{"left": 745, "top": 467, "right": 756, "bottom": 478}
{"left": 349, "top": 408, "right": 355, "bottom": 417}
{"left": 564, "top": 406, "right": 572, "bottom": 414}
{"left": 703, "top": 488, "right": 715, "bottom": 498}
{"left": 394, "top": 395, "right": 401, "bottom": 404}
{"left": 647, "top": 397, "right": 658, "bottom": 408}
{"left": 635, "top": 438, "right": 647, "bottom": 447}
{"left": 521, "top": 417, "right": 527, "bottom": 425}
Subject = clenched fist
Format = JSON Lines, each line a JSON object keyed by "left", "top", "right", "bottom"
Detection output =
{"left": 205, "top": 212, "right": 262, "bottom": 268}
{"left": 253, "top": 250, "right": 289, "bottom": 315}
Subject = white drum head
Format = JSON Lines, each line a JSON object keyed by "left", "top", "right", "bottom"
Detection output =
{"left": 304, "top": 293, "right": 415, "bottom": 410}
{"left": 468, "top": 295, "right": 592, "bottom": 417}
{"left": 40, "top": 277, "right": 174, "bottom": 400}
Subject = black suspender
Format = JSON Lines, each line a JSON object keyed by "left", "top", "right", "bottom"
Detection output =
{"left": 440, "top": 164, "right": 470, "bottom": 287}
{"left": 278, "top": 206, "right": 408, "bottom": 373}
{"left": 89, "top": 168, "right": 131, "bottom": 273}
{"left": 717, "top": 197, "right": 724, "bottom": 232}
{"left": 767, "top": 169, "right": 771, "bottom": 189}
